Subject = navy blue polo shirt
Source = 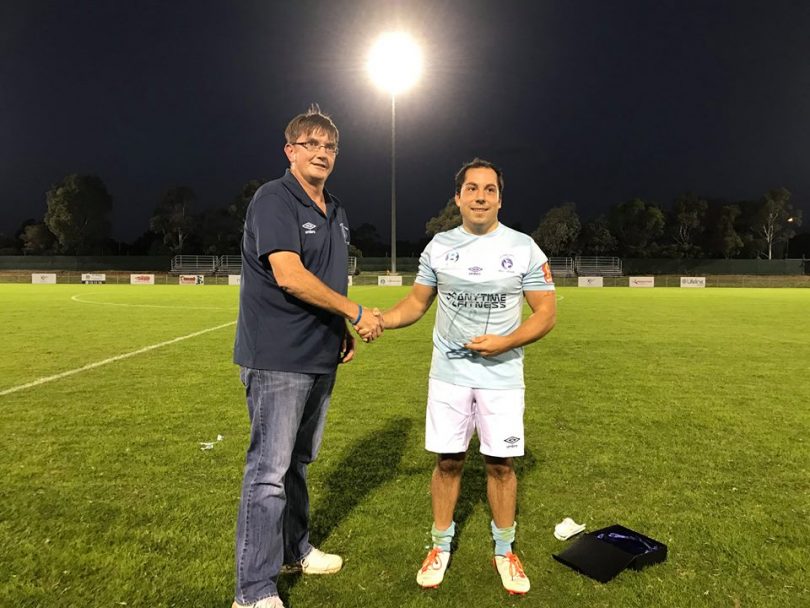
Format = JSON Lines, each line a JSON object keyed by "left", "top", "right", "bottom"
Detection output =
{"left": 233, "top": 170, "right": 350, "bottom": 373}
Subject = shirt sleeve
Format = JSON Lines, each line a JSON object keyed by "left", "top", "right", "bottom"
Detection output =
{"left": 414, "top": 240, "right": 437, "bottom": 287}
{"left": 249, "top": 192, "right": 301, "bottom": 262}
{"left": 523, "top": 240, "right": 555, "bottom": 291}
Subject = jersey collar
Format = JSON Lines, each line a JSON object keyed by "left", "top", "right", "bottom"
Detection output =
{"left": 281, "top": 169, "right": 340, "bottom": 218}
{"left": 458, "top": 222, "right": 503, "bottom": 237}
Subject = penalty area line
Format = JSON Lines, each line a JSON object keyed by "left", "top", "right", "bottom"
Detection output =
{"left": 0, "top": 321, "right": 236, "bottom": 397}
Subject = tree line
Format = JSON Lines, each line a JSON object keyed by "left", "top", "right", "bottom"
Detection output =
{"left": 1, "top": 173, "right": 804, "bottom": 260}
{"left": 425, "top": 189, "right": 803, "bottom": 260}
{"left": 4, "top": 175, "right": 262, "bottom": 256}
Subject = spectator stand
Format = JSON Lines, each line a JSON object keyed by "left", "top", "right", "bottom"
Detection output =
{"left": 548, "top": 257, "right": 575, "bottom": 278}
{"left": 575, "top": 256, "right": 623, "bottom": 276}
{"left": 170, "top": 255, "right": 218, "bottom": 275}
{"left": 217, "top": 255, "right": 242, "bottom": 275}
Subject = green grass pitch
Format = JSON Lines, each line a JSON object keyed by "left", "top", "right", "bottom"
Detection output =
{"left": 1, "top": 284, "right": 808, "bottom": 607}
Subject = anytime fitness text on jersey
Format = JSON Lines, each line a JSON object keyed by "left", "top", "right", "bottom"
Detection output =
{"left": 445, "top": 292, "right": 508, "bottom": 309}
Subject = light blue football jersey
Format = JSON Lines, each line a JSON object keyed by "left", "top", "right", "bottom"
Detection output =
{"left": 415, "top": 223, "right": 555, "bottom": 389}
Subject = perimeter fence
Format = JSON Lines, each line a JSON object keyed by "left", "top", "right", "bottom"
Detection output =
{"left": 0, "top": 271, "right": 237, "bottom": 285}
{"left": 3, "top": 270, "right": 809, "bottom": 288}
{"left": 1, "top": 255, "right": 808, "bottom": 287}
{"left": 352, "top": 256, "right": 806, "bottom": 276}
{"left": 0, "top": 255, "right": 170, "bottom": 271}
{"left": 552, "top": 274, "right": 810, "bottom": 288}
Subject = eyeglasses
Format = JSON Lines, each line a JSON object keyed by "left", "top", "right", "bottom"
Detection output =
{"left": 291, "top": 141, "right": 339, "bottom": 155}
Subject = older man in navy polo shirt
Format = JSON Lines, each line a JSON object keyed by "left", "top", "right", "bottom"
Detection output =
{"left": 232, "top": 104, "right": 382, "bottom": 608}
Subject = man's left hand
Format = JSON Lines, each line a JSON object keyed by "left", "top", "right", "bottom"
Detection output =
{"left": 340, "top": 330, "right": 355, "bottom": 363}
{"left": 464, "top": 335, "right": 512, "bottom": 357}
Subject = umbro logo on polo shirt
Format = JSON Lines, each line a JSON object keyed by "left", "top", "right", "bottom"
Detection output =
{"left": 302, "top": 222, "right": 317, "bottom": 234}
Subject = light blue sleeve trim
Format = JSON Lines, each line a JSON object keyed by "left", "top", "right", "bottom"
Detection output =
{"left": 415, "top": 241, "right": 438, "bottom": 287}
{"left": 522, "top": 239, "right": 554, "bottom": 290}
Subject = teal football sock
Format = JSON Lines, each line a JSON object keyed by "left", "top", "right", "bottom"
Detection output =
{"left": 491, "top": 520, "right": 516, "bottom": 556}
{"left": 431, "top": 521, "right": 456, "bottom": 552}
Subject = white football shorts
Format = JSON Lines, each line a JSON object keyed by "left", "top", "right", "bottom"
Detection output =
{"left": 425, "top": 378, "right": 525, "bottom": 457}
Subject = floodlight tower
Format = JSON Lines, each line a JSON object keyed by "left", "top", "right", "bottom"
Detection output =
{"left": 367, "top": 32, "right": 423, "bottom": 274}
{"left": 786, "top": 216, "right": 795, "bottom": 258}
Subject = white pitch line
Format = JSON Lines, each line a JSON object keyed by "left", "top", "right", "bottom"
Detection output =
{"left": 0, "top": 321, "right": 236, "bottom": 397}
{"left": 70, "top": 293, "right": 235, "bottom": 311}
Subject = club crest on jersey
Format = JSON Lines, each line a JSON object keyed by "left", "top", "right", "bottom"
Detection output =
{"left": 445, "top": 250, "right": 459, "bottom": 263}
{"left": 467, "top": 266, "right": 483, "bottom": 275}
{"left": 500, "top": 255, "right": 514, "bottom": 270}
{"left": 302, "top": 222, "right": 317, "bottom": 234}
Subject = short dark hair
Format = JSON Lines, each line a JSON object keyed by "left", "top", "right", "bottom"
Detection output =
{"left": 454, "top": 158, "right": 504, "bottom": 196}
{"left": 285, "top": 103, "right": 339, "bottom": 144}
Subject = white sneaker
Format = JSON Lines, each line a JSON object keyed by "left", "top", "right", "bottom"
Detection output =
{"left": 494, "top": 552, "right": 531, "bottom": 595}
{"left": 554, "top": 517, "right": 586, "bottom": 541}
{"left": 300, "top": 547, "right": 343, "bottom": 574}
{"left": 231, "top": 595, "right": 284, "bottom": 608}
{"left": 416, "top": 547, "right": 450, "bottom": 588}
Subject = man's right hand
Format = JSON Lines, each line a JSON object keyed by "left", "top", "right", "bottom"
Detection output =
{"left": 354, "top": 306, "right": 383, "bottom": 342}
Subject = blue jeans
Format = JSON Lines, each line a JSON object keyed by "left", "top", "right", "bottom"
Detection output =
{"left": 234, "top": 367, "right": 336, "bottom": 604}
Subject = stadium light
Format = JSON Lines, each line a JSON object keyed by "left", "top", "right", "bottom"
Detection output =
{"left": 367, "top": 32, "right": 423, "bottom": 274}
{"left": 786, "top": 216, "right": 795, "bottom": 258}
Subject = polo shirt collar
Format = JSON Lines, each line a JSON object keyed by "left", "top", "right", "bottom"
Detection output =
{"left": 281, "top": 169, "right": 338, "bottom": 217}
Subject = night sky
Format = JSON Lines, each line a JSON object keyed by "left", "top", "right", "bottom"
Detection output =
{"left": 2, "top": 0, "right": 809, "bottom": 245}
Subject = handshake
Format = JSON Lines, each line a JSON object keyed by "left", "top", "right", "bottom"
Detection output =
{"left": 352, "top": 305, "right": 385, "bottom": 342}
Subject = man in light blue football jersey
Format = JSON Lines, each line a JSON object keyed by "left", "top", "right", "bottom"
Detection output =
{"left": 378, "top": 158, "right": 556, "bottom": 594}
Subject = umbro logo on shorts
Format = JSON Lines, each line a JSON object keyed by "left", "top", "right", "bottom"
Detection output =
{"left": 504, "top": 436, "right": 520, "bottom": 445}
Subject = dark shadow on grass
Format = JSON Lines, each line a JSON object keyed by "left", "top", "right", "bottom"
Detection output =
{"left": 278, "top": 416, "right": 413, "bottom": 601}
{"left": 452, "top": 437, "right": 540, "bottom": 550}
